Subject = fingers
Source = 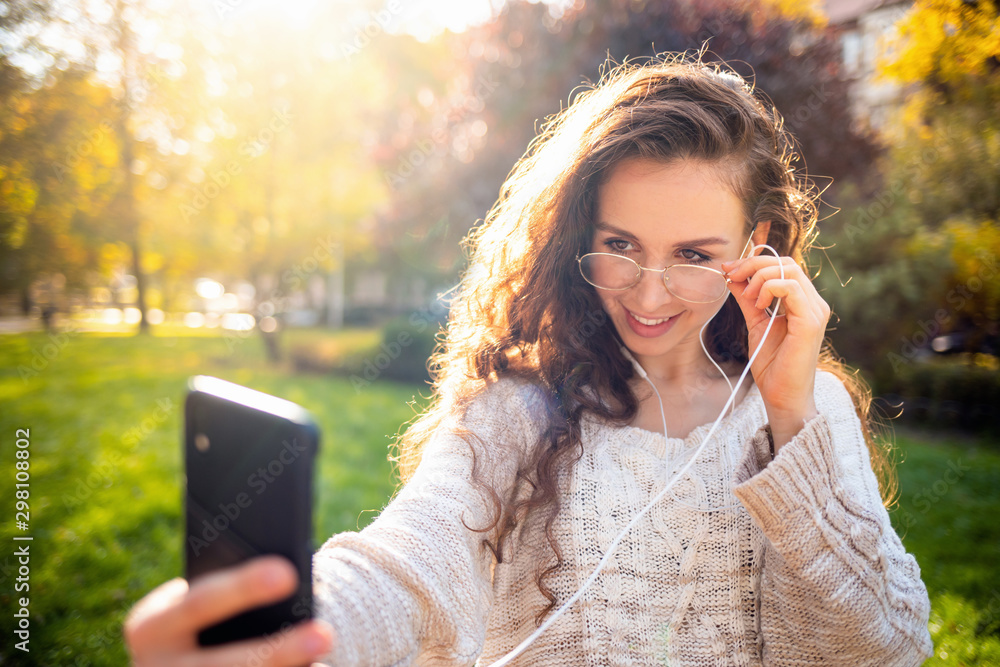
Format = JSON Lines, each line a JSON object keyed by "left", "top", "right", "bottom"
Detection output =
{"left": 188, "top": 619, "right": 335, "bottom": 667}
{"left": 723, "top": 255, "right": 830, "bottom": 325}
{"left": 723, "top": 255, "right": 799, "bottom": 291}
{"left": 181, "top": 556, "right": 300, "bottom": 634}
{"left": 124, "top": 557, "right": 335, "bottom": 667}
{"left": 127, "top": 556, "right": 298, "bottom": 654}
{"left": 752, "top": 279, "right": 821, "bottom": 325}
{"left": 725, "top": 275, "right": 772, "bottom": 330}
{"left": 740, "top": 264, "right": 804, "bottom": 304}
{"left": 124, "top": 577, "right": 190, "bottom": 652}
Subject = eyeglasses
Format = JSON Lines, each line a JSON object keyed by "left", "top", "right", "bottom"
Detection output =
{"left": 576, "top": 233, "right": 755, "bottom": 303}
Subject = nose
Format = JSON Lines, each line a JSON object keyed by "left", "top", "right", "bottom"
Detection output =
{"left": 632, "top": 265, "right": 675, "bottom": 313}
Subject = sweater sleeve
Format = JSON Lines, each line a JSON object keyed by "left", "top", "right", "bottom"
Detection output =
{"left": 730, "top": 370, "right": 934, "bottom": 665}
{"left": 311, "top": 376, "right": 547, "bottom": 666}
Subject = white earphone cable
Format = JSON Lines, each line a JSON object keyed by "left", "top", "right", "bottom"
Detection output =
{"left": 484, "top": 244, "right": 784, "bottom": 667}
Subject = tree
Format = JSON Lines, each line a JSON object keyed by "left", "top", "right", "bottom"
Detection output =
{"left": 816, "top": 0, "right": 1000, "bottom": 372}
{"left": 880, "top": 0, "right": 1000, "bottom": 355}
{"left": 370, "top": 0, "right": 881, "bottom": 295}
{"left": 0, "top": 63, "right": 121, "bottom": 307}
{"left": 0, "top": 0, "right": 208, "bottom": 329}
{"left": 879, "top": 0, "right": 1000, "bottom": 226}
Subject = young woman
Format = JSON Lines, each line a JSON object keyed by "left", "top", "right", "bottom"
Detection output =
{"left": 125, "top": 54, "right": 934, "bottom": 666}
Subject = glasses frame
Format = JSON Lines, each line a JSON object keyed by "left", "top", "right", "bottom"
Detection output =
{"left": 575, "top": 230, "right": 757, "bottom": 304}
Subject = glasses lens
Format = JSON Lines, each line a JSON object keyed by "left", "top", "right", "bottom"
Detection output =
{"left": 579, "top": 254, "right": 639, "bottom": 289}
{"left": 665, "top": 265, "right": 728, "bottom": 303}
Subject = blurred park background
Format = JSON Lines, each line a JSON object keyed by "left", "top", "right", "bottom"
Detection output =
{"left": 0, "top": 0, "right": 998, "bottom": 664}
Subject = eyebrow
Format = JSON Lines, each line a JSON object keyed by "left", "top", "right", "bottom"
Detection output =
{"left": 594, "top": 221, "right": 731, "bottom": 247}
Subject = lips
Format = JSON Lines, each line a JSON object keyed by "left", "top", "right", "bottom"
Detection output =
{"left": 624, "top": 308, "right": 680, "bottom": 338}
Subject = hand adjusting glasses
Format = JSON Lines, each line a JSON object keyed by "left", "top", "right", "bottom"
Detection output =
{"left": 576, "top": 232, "right": 756, "bottom": 303}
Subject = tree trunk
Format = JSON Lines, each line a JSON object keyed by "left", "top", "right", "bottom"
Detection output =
{"left": 114, "top": 0, "right": 148, "bottom": 334}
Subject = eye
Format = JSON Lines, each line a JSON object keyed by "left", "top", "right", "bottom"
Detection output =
{"left": 679, "top": 248, "right": 711, "bottom": 264}
{"left": 603, "top": 238, "right": 635, "bottom": 254}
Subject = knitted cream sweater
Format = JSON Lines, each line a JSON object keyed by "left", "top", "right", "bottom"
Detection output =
{"left": 313, "top": 370, "right": 934, "bottom": 665}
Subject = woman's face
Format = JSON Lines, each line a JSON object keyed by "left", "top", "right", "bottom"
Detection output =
{"left": 589, "top": 157, "right": 750, "bottom": 369}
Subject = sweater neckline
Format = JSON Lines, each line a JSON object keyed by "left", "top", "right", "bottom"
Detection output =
{"left": 615, "top": 379, "right": 762, "bottom": 445}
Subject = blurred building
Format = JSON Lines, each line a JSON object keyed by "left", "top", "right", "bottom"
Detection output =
{"left": 825, "top": 0, "right": 914, "bottom": 131}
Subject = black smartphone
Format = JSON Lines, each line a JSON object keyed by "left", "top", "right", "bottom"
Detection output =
{"left": 183, "top": 375, "right": 319, "bottom": 646}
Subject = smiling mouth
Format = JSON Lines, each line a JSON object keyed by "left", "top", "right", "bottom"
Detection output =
{"left": 625, "top": 308, "right": 677, "bottom": 326}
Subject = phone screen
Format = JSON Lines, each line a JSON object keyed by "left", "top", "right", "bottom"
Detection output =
{"left": 184, "top": 375, "right": 319, "bottom": 646}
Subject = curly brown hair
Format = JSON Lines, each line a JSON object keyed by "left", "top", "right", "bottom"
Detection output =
{"left": 389, "top": 52, "right": 898, "bottom": 626}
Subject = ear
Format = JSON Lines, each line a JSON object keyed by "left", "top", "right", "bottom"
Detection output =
{"left": 751, "top": 220, "right": 771, "bottom": 253}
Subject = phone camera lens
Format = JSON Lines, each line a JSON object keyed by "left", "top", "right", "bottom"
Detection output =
{"left": 195, "top": 433, "right": 210, "bottom": 452}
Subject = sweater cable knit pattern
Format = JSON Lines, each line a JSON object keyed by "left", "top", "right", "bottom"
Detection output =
{"left": 312, "top": 371, "right": 934, "bottom": 666}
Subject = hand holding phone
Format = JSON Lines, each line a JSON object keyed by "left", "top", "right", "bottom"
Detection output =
{"left": 123, "top": 556, "right": 335, "bottom": 666}
{"left": 184, "top": 376, "right": 319, "bottom": 646}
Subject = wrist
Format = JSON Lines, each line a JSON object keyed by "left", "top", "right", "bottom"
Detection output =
{"left": 767, "top": 403, "right": 819, "bottom": 453}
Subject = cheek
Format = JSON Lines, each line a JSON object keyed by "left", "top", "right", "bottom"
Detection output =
{"left": 697, "top": 298, "right": 729, "bottom": 323}
{"left": 595, "top": 291, "right": 620, "bottom": 316}
{"left": 598, "top": 294, "right": 631, "bottom": 334}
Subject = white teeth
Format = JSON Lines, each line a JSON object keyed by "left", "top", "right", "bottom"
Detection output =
{"left": 629, "top": 310, "right": 670, "bottom": 326}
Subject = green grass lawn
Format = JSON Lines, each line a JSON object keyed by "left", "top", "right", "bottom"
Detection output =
{"left": 0, "top": 329, "right": 998, "bottom": 665}
{"left": 888, "top": 426, "right": 1000, "bottom": 664}
{"left": 0, "top": 328, "right": 429, "bottom": 665}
